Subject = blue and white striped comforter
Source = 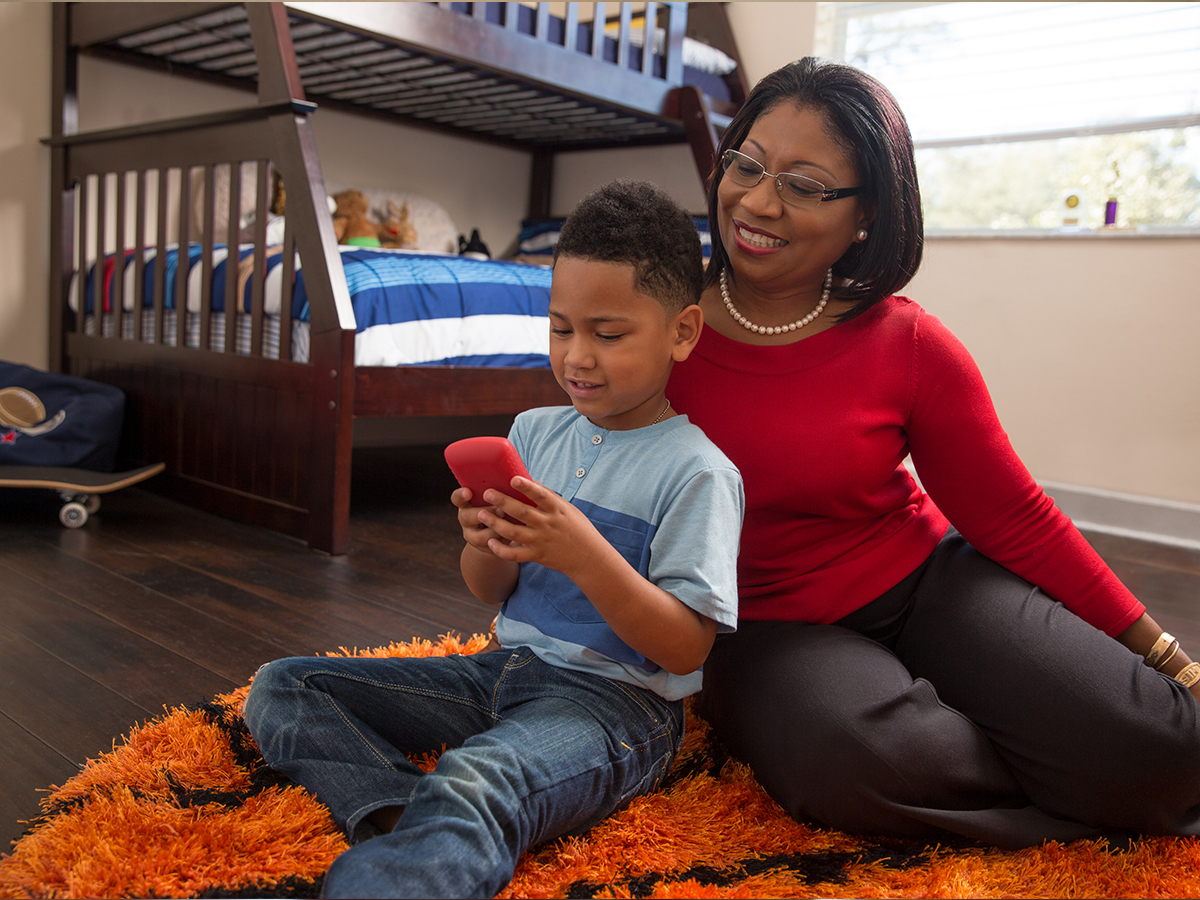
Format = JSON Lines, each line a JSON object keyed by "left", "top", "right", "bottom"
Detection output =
{"left": 71, "top": 245, "right": 553, "bottom": 368}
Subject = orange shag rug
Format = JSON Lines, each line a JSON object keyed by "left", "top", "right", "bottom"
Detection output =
{"left": 3, "top": 633, "right": 1200, "bottom": 899}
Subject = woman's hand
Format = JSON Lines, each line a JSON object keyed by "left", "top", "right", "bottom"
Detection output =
{"left": 1118, "top": 613, "right": 1200, "bottom": 702}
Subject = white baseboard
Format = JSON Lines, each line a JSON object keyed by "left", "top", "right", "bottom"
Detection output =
{"left": 1040, "top": 481, "right": 1200, "bottom": 552}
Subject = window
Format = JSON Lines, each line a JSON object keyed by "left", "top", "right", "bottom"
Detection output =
{"left": 815, "top": 2, "right": 1200, "bottom": 231}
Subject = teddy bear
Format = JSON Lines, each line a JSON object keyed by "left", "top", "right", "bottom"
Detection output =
{"left": 332, "top": 189, "right": 383, "bottom": 247}
{"left": 375, "top": 200, "right": 419, "bottom": 249}
{"left": 271, "top": 177, "right": 424, "bottom": 250}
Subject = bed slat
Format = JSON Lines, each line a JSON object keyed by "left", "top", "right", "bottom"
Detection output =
{"left": 249, "top": 158, "right": 270, "bottom": 357}
{"left": 153, "top": 168, "right": 167, "bottom": 345}
{"left": 175, "top": 169, "right": 189, "bottom": 350}
{"left": 199, "top": 164, "right": 215, "bottom": 349}
{"left": 224, "top": 162, "right": 241, "bottom": 354}
{"left": 279, "top": 205, "right": 296, "bottom": 364}
{"left": 133, "top": 169, "right": 146, "bottom": 342}
{"left": 112, "top": 172, "right": 125, "bottom": 339}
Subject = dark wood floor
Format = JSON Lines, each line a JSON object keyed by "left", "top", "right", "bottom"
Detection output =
{"left": 0, "top": 445, "right": 498, "bottom": 851}
{"left": 3, "top": 444, "right": 1200, "bottom": 851}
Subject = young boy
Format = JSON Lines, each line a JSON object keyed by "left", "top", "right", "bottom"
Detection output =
{"left": 243, "top": 180, "right": 743, "bottom": 899}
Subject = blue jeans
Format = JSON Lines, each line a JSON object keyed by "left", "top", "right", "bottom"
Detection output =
{"left": 243, "top": 646, "right": 684, "bottom": 898}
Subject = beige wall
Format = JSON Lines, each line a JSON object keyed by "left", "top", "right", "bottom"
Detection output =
{"left": 0, "top": 3, "right": 51, "bottom": 370}
{"left": 1, "top": 2, "right": 1198, "bottom": 508}
{"left": 909, "top": 236, "right": 1200, "bottom": 505}
{"left": 725, "top": 1, "right": 819, "bottom": 88}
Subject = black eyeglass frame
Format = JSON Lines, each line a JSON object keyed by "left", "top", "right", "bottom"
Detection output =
{"left": 720, "top": 149, "right": 864, "bottom": 206}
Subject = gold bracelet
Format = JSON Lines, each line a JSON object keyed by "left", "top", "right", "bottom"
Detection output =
{"left": 1154, "top": 642, "right": 1181, "bottom": 671}
{"left": 1145, "top": 631, "right": 1176, "bottom": 667}
{"left": 1174, "top": 662, "right": 1200, "bottom": 689}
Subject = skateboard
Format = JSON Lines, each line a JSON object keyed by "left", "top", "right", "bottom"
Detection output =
{"left": 0, "top": 462, "right": 166, "bottom": 528}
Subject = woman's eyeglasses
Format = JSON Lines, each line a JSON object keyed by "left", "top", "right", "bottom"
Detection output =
{"left": 720, "top": 149, "right": 863, "bottom": 209}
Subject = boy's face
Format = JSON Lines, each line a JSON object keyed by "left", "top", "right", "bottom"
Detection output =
{"left": 549, "top": 257, "right": 695, "bottom": 432}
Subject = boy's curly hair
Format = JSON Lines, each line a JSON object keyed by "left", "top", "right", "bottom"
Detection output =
{"left": 554, "top": 180, "right": 703, "bottom": 314}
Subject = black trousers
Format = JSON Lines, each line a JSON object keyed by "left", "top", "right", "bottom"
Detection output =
{"left": 700, "top": 531, "right": 1200, "bottom": 849}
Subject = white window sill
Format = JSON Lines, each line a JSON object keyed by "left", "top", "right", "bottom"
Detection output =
{"left": 926, "top": 227, "right": 1200, "bottom": 240}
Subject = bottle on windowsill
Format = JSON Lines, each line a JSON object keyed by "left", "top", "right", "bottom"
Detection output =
{"left": 1060, "top": 189, "right": 1087, "bottom": 231}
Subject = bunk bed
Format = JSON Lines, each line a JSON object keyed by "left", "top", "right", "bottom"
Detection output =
{"left": 47, "top": 1, "right": 747, "bottom": 554}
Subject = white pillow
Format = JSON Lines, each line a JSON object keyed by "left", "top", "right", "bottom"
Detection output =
{"left": 189, "top": 161, "right": 261, "bottom": 245}
{"left": 617, "top": 27, "right": 739, "bottom": 76}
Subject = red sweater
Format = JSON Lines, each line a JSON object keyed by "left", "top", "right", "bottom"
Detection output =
{"left": 668, "top": 295, "right": 1144, "bottom": 636}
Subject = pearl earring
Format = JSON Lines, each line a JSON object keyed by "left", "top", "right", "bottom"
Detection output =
{"left": 856, "top": 229, "right": 869, "bottom": 241}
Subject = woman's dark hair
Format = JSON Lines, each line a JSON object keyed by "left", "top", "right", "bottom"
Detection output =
{"left": 555, "top": 179, "right": 703, "bottom": 314}
{"left": 705, "top": 57, "right": 923, "bottom": 321}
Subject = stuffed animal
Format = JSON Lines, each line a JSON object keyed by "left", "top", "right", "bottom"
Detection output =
{"left": 375, "top": 200, "right": 419, "bottom": 249}
{"left": 270, "top": 167, "right": 287, "bottom": 218}
{"left": 458, "top": 228, "right": 491, "bottom": 260}
{"left": 332, "top": 189, "right": 383, "bottom": 247}
{"left": 258, "top": 171, "right": 337, "bottom": 246}
{"left": 273, "top": 181, "right": 429, "bottom": 250}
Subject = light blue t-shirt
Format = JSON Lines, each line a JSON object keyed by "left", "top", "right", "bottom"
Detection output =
{"left": 494, "top": 406, "right": 744, "bottom": 701}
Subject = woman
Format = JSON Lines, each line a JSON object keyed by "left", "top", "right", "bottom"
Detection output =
{"left": 667, "top": 57, "right": 1200, "bottom": 849}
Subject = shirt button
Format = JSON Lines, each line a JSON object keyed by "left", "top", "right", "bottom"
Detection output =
{"left": 576, "top": 467, "right": 586, "bottom": 478}
{"left": 592, "top": 434, "right": 603, "bottom": 445}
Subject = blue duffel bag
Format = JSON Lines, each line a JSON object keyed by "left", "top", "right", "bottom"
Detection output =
{"left": 0, "top": 361, "right": 125, "bottom": 472}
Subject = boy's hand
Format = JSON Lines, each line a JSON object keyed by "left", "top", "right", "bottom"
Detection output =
{"left": 453, "top": 485, "right": 521, "bottom": 606}
{"left": 478, "top": 475, "right": 718, "bottom": 676}
{"left": 477, "top": 477, "right": 603, "bottom": 575}
{"left": 452, "top": 486, "right": 519, "bottom": 554}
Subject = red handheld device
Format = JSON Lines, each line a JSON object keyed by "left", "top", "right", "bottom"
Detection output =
{"left": 444, "top": 436, "right": 535, "bottom": 509}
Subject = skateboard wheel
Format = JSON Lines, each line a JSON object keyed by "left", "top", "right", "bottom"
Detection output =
{"left": 60, "top": 502, "right": 89, "bottom": 528}
{"left": 84, "top": 495, "right": 102, "bottom": 514}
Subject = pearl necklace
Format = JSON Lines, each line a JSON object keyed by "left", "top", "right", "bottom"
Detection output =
{"left": 651, "top": 399, "right": 671, "bottom": 425}
{"left": 721, "top": 268, "right": 832, "bottom": 335}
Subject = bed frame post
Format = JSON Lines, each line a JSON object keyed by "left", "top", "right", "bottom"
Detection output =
{"left": 49, "top": 3, "right": 78, "bottom": 374}
{"left": 527, "top": 149, "right": 554, "bottom": 220}
{"left": 247, "top": 1, "right": 356, "bottom": 554}
{"left": 672, "top": 85, "right": 720, "bottom": 191}
{"left": 684, "top": 1, "right": 749, "bottom": 108}
{"left": 249, "top": 2, "right": 307, "bottom": 105}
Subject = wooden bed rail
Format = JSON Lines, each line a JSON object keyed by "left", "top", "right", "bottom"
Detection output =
{"left": 64, "top": 2, "right": 731, "bottom": 212}
{"left": 289, "top": 2, "right": 688, "bottom": 116}
{"left": 49, "top": 1, "right": 357, "bottom": 554}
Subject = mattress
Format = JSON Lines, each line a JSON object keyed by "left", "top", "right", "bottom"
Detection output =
{"left": 71, "top": 245, "right": 553, "bottom": 368}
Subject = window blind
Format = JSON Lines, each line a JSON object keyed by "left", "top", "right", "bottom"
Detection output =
{"left": 823, "top": 1, "right": 1200, "bottom": 146}
{"left": 816, "top": 1, "right": 1200, "bottom": 229}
